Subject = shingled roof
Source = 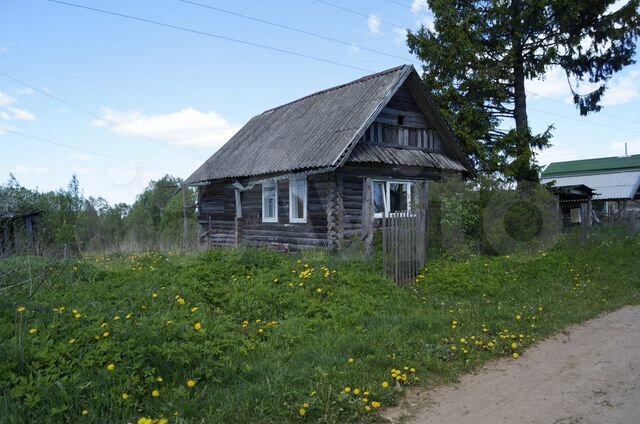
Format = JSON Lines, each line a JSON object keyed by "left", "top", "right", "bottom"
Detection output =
{"left": 185, "top": 65, "right": 469, "bottom": 185}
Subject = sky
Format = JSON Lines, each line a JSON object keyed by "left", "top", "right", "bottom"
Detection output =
{"left": 1, "top": 0, "right": 640, "bottom": 204}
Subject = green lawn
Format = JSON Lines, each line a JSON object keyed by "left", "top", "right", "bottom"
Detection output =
{"left": 1, "top": 233, "right": 639, "bottom": 424}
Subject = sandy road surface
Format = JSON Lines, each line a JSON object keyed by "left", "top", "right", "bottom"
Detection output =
{"left": 384, "top": 306, "right": 640, "bottom": 424}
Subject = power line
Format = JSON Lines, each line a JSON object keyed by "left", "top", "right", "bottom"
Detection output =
{"left": 1, "top": 128, "right": 177, "bottom": 174}
{"left": 528, "top": 107, "right": 637, "bottom": 135}
{"left": 314, "top": 0, "right": 408, "bottom": 30}
{"left": 0, "top": 70, "right": 203, "bottom": 162}
{"left": 177, "top": 0, "right": 418, "bottom": 65}
{"left": 528, "top": 89, "right": 640, "bottom": 128}
{"left": 45, "top": 0, "right": 375, "bottom": 73}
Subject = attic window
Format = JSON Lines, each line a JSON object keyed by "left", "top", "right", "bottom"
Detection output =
{"left": 397, "top": 115, "right": 405, "bottom": 126}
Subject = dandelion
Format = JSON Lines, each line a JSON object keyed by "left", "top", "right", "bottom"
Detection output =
{"left": 194, "top": 322, "right": 202, "bottom": 331}
{"left": 299, "top": 408, "right": 306, "bottom": 417}
{"left": 156, "top": 377, "right": 163, "bottom": 383}
{"left": 68, "top": 338, "right": 76, "bottom": 344}
{"left": 82, "top": 410, "right": 89, "bottom": 416}
{"left": 126, "top": 313, "right": 133, "bottom": 319}
{"left": 122, "top": 393, "right": 129, "bottom": 400}
{"left": 511, "top": 342, "right": 518, "bottom": 349}
{"left": 152, "top": 293, "right": 158, "bottom": 298}
{"left": 191, "top": 307, "right": 199, "bottom": 313}
{"left": 303, "top": 402, "right": 309, "bottom": 408}
{"left": 516, "top": 314, "right": 522, "bottom": 320}
{"left": 258, "top": 328, "right": 264, "bottom": 334}
{"left": 371, "top": 401, "right": 381, "bottom": 408}
{"left": 513, "top": 353, "right": 519, "bottom": 359}
{"left": 410, "top": 368, "right": 416, "bottom": 373}
{"left": 28, "top": 328, "right": 37, "bottom": 335}
{"left": 344, "top": 387, "right": 351, "bottom": 393}
{"left": 100, "top": 322, "right": 108, "bottom": 328}
{"left": 177, "top": 298, "right": 186, "bottom": 305}
{"left": 17, "top": 306, "right": 26, "bottom": 313}
{"left": 75, "top": 313, "right": 82, "bottom": 319}
{"left": 382, "top": 381, "right": 389, "bottom": 388}
{"left": 107, "top": 363, "right": 115, "bottom": 371}
{"left": 365, "top": 405, "right": 371, "bottom": 411}
{"left": 103, "top": 332, "right": 109, "bottom": 338}
{"left": 354, "top": 388, "right": 361, "bottom": 395}
{"left": 348, "top": 358, "right": 354, "bottom": 364}
{"left": 114, "top": 316, "right": 121, "bottom": 320}
{"left": 187, "top": 380, "right": 197, "bottom": 389}
{"left": 152, "top": 390, "right": 160, "bottom": 398}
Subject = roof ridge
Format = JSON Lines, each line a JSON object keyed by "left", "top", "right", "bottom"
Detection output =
{"left": 546, "top": 153, "right": 640, "bottom": 166}
{"left": 260, "top": 64, "right": 411, "bottom": 115}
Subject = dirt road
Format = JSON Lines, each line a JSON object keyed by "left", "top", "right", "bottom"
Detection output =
{"left": 384, "top": 306, "right": 640, "bottom": 424}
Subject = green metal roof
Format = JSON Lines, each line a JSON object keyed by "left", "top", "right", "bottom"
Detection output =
{"left": 541, "top": 154, "right": 640, "bottom": 177}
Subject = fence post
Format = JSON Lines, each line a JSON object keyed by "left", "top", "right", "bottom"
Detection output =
{"left": 361, "top": 178, "right": 374, "bottom": 259}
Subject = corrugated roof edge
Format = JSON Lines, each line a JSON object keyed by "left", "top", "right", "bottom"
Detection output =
{"left": 541, "top": 154, "right": 640, "bottom": 177}
{"left": 260, "top": 64, "right": 409, "bottom": 116}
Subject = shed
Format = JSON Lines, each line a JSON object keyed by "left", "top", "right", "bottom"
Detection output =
{"left": 541, "top": 154, "right": 640, "bottom": 220}
{"left": 185, "top": 65, "right": 472, "bottom": 250}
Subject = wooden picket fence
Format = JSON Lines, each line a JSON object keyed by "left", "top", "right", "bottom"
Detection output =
{"left": 381, "top": 210, "right": 426, "bottom": 286}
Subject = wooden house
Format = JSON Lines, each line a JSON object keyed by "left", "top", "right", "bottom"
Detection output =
{"left": 185, "top": 65, "right": 473, "bottom": 250}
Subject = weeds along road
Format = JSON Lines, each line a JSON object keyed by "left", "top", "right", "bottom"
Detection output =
{"left": 385, "top": 305, "right": 640, "bottom": 424}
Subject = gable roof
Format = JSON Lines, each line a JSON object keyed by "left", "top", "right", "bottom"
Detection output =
{"left": 185, "top": 65, "right": 471, "bottom": 185}
{"left": 542, "top": 171, "right": 640, "bottom": 201}
{"left": 541, "top": 154, "right": 640, "bottom": 177}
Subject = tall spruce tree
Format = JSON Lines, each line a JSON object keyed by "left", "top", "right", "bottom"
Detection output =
{"left": 407, "top": 0, "right": 640, "bottom": 181}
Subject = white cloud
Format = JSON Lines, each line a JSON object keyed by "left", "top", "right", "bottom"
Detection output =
{"left": 368, "top": 14, "right": 381, "bottom": 35}
{"left": 16, "top": 87, "right": 35, "bottom": 96}
{"left": 12, "top": 165, "right": 50, "bottom": 176}
{"left": 526, "top": 66, "right": 572, "bottom": 102}
{"left": 68, "top": 153, "right": 92, "bottom": 161}
{"left": 0, "top": 90, "right": 14, "bottom": 106}
{"left": 347, "top": 45, "right": 360, "bottom": 54}
{"left": 393, "top": 28, "right": 408, "bottom": 45}
{"left": 601, "top": 70, "right": 640, "bottom": 106}
{"left": 91, "top": 107, "right": 241, "bottom": 149}
{"left": 607, "top": 141, "right": 640, "bottom": 156}
{"left": 411, "top": 0, "right": 429, "bottom": 15}
{"left": 5, "top": 107, "right": 35, "bottom": 121}
{"left": 536, "top": 146, "right": 580, "bottom": 167}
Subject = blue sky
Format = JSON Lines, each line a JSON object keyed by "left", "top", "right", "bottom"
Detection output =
{"left": 1, "top": 0, "right": 639, "bottom": 204}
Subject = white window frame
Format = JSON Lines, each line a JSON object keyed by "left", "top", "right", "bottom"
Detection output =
{"left": 289, "top": 176, "right": 308, "bottom": 223}
{"left": 262, "top": 181, "right": 278, "bottom": 223}
{"left": 372, "top": 180, "right": 413, "bottom": 218}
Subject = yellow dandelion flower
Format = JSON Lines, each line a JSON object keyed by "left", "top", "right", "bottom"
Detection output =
{"left": 68, "top": 338, "right": 76, "bottom": 344}
{"left": 348, "top": 358, "right": 354, "bottom": 363}
{"left": 28, "top": 328, "right": 37, "bottom": 335}
{"left": 152, "top": 293, "right": 158, "bottom": 298}
{"left": 75, "top": 313, "right": 82, "bottom": 319}
{"left": 156, "top": 377, "right": 163, "bottom": 383}
{"left": 100, "top": 322, "right": 108, "bottom": 328}
{"left": 194, "top": 322, "right": 202, "bottom": 331}
{"left": 513, "top": 352, "right": 519, "bottom": 359}
{"left": 107, "top": 363, "right": 115, "bottom": 371}
{"left": 371, "top": 401, "right": 381, "bottom": 408}
{"left": 82, "top": 410, "right": 89, "bottom": 416}
{"left": 187, "top": 380, "right": 197, "bottom": 389}
{"left": 365, "top": 405, "right": 371, "bottom": 411}
{"left": 152, "top": 390, "right": 160, "bottom": 398}
{"left": 158, "top": 419, "right": 168, "bottom": 424}
{"left": 410, "top": 368, "right": 416, "bottom": 373}
{"left": 511, "top": 342, "right": 518, "bottom": 349}
{"left": 354, "top": 388, "right": 361, "bottom": 395}
{"left": 126, "top": 313, "right": 132, "bottom": 319}
{"left": 17, "top": 306, "right": 26, "bottom": 313}
{"left": 191, "top": 307, "right": 199, "bottom": 313}
{"left": 122, "top": 393, "right": 129, "bottom": 400}
{"left": 516, "top": 314, "right": 522, "bottom": 320}
{"left": 102, "top": 332, "right": 109, "bottom": 338}
{"left": 258, "top": 328, "right": 264, "bottom": 334}
{"left": 299, "top": 408, "right": 306, "bottom": 417}
{"left": 114, "top": 316, "right": 121, "bottom": 320}
{"left": 344, "top": 387, "right": 351, "bottom": 393}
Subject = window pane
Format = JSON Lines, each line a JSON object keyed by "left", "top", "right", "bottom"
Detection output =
{"left": 389, "top": 183, "right": 408, "bottom": 212}
{"left": 290, "top": 179, "right": 306, "bottom": 220}
{"left": 263, "top": 184, "right": 276, "bottom": 220}
{"left": 373, "top": 182, "right": 385, "bottom": 214}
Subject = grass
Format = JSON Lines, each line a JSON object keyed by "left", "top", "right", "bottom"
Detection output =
{"left": 1, "top": 232, "right": 639, "bottom": 424}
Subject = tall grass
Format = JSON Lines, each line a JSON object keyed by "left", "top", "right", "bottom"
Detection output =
{"left": 1, "top": 233, "right": 639, "bottom": 424}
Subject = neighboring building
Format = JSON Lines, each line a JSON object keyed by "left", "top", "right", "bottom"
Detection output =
{"left": 185, "top": 65, "right": 473, "bottom": 250}
{"left": 541, "top": 154, "right": 640, "bottom": 221}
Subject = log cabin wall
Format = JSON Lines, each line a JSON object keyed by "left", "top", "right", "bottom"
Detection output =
{"left": 198, "top": 174, "right": 332, "bottom": 250}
